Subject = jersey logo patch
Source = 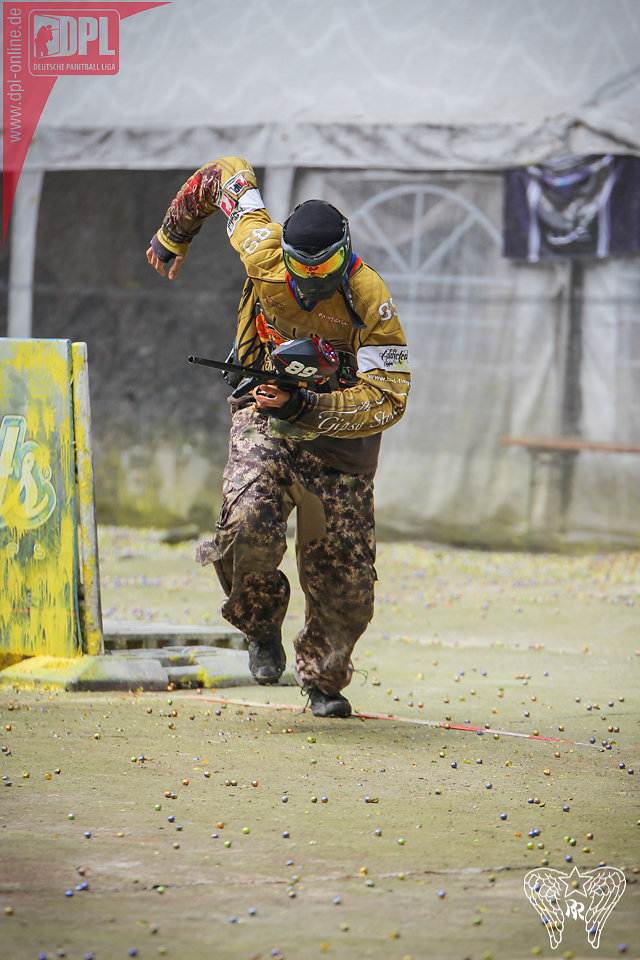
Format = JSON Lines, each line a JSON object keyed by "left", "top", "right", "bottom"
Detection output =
{"left": 357, "top": 344, "right": 410, "bottom": 374}
{"left": 223, "top": 173, "right": 249, "bottom": 196}
{"left": 219, "top": 193, "right": 237, "bottom": 216}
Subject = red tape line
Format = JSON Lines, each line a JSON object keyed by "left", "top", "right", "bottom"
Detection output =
{"left": 188, "top": 695, "right": 594, "bottom": 746}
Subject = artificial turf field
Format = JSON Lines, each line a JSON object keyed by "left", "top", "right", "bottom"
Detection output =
{"left": 1, "top": 530, "right": 638, "bottom": 960}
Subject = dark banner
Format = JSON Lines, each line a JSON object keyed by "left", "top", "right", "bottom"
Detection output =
{"left": 503, "top": 154, "right": 640, "bottom": 261}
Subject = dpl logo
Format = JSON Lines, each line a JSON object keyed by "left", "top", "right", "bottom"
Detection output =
{"left": 29, "top": 9, "right": 119, "bottom": 74}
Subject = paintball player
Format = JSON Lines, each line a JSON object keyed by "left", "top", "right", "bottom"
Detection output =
{"left": 146, "top": 157, "right": 410, "bottom": 718}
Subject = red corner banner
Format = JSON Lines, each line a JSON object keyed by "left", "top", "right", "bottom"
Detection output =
{"left": 2, "top": 1, "right": 169, "bottom": 241}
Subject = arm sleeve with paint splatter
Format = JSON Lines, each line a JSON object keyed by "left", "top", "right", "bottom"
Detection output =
{"left": 153, "top": 157, "right": 261, "bottom": 259}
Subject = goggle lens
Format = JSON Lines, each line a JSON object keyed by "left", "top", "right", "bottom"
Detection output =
{"left": 285, "top": 247, "right": 345, "bottom": 279}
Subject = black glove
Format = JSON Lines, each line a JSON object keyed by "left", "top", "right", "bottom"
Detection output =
{"left": 266, "top": 388, "right": 316, "bottom": 422}
{"left": 150, "top": 234, "right": 176, "bottom": 262}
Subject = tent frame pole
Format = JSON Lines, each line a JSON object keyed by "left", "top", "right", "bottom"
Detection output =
{"left": 8, "top": 170, "right": 44, "bottom": 340}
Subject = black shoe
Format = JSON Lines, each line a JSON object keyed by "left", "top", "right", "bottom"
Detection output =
{"left": 306, "top": 686, "right": 352, "bottom": 718}
{"left": 248, "top": 639, "right": 286, "bottom": 685}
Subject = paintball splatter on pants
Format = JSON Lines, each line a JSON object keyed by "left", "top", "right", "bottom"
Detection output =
{"left": 197, "top": 407, "right": 376, "bottom": 695}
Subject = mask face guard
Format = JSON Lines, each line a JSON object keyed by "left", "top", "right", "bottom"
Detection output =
{"left": 286, "top": 269, "right": 345, "bottom": 302}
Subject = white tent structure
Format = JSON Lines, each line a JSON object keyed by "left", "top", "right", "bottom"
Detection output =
{"left": 6, "top": 0, "right": 640, "bottom": 546}
{"left": 20, "top": 0, "right": 640, "bottom": 174}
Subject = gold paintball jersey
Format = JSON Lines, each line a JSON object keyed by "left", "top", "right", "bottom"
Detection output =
{"left": 154, "top": 157, "right": 410, "bottom": 475}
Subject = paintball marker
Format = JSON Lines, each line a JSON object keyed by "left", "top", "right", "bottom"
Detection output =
{"left": 188, "top": 336, "right": 339, "bottom": 399}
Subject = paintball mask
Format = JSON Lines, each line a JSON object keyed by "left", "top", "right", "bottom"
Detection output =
{"left": 282, "top": 200, "right": 352, "bottom": 302}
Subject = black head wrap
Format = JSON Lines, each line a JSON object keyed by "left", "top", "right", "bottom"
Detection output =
{"left": 283, "top": 200, "right": 347, "bottom": 255}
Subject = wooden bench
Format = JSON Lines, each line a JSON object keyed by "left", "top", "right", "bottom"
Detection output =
{"left": 499, "top": 436, "right": 640, "bottom": 530}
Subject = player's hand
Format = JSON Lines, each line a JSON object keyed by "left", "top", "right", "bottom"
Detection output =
{"left": 252, "top": 384, "right": 291, "bottom": 410}
{"left": 146, "top": 246, "right": 185, "bottom": 280}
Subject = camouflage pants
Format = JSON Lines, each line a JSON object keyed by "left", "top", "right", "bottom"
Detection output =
{"left": 197, "top": 407, "right": 376, "bottom": 694}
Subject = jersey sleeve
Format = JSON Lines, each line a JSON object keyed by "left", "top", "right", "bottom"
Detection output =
{"left": 154, "top": 157, "right": 265, "bottom": 258}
